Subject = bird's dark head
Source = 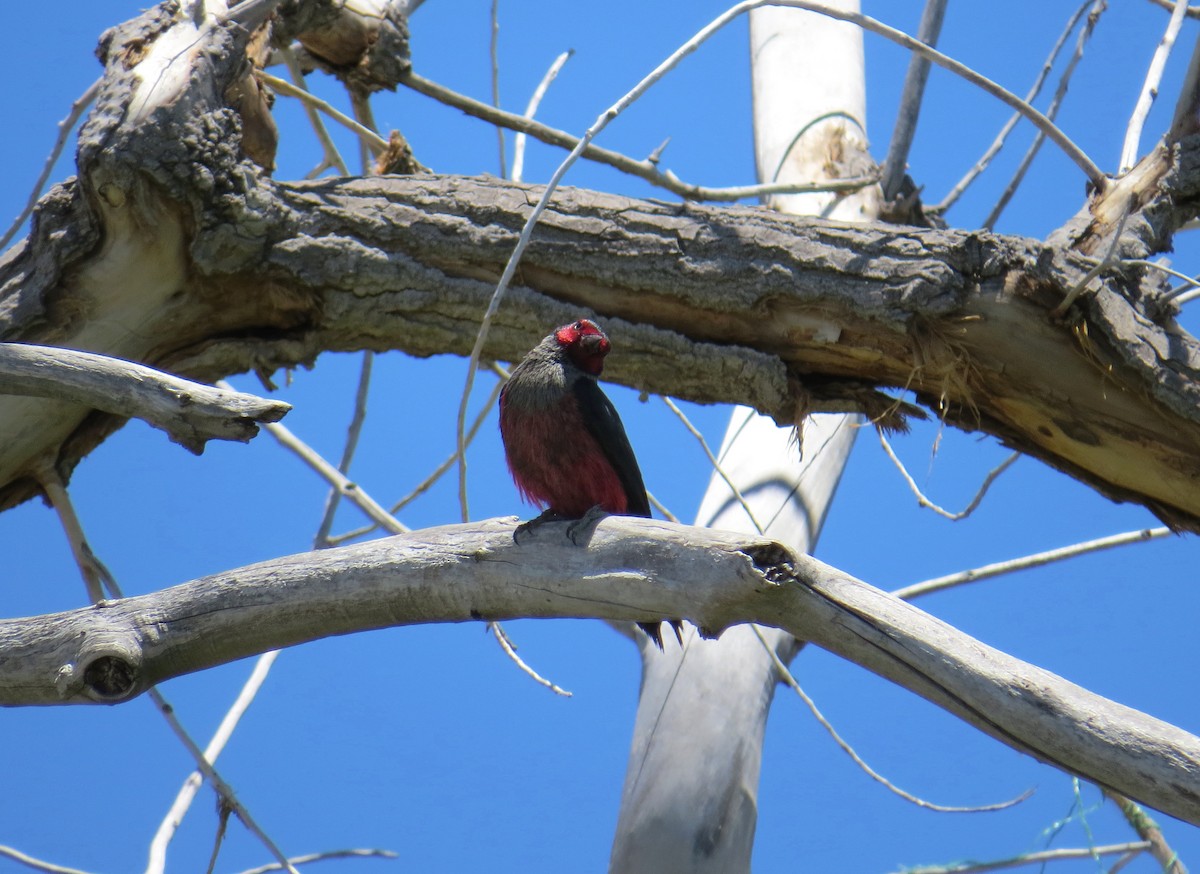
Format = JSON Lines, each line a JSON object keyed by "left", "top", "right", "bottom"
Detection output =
{"left": 554, "top": 319, "right": 610, "bottom": 376}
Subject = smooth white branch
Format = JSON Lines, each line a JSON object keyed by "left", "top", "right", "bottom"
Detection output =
{"left": 0, "top": 343, "right": 290, "bottom": 453}
{"left": 1, "top": 516, "right": 1197, "bottom": 827}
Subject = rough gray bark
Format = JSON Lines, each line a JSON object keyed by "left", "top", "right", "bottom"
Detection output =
{"left": 2, "top": 3, "right": 1200, "bottom": 531}
{"left": 2, "top": 515, "right": 1198, "bottom": 827}
{"left": 6, "top": 169, "right": 1200, "bottom": 528}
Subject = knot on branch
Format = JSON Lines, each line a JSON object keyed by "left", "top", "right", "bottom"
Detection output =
{"left": 83, "top": 655, "right": 138, "bottom": 701}
{"left": 282, "top": 0, "right": 412, "bottom": 94}
{"left": 742, "top": 542, "right": 796, "bottom": 585}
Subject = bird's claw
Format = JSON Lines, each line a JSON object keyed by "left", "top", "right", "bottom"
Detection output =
{"left": 565, "top": 504, "right": 608, "bottom": 545}
{"left": 639, "top": 619, "right": 685, "bottom": 651}
{"left": 513, "top": 509, "right": 566, "bottom": 543}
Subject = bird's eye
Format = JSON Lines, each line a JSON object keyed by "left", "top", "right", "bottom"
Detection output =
{"left": 573, "top": 320, "right": 583, "bottom": 330}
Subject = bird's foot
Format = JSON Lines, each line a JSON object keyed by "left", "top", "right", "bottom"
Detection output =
{"left": 513, "top": 509, "right": 567, "bottom": 543}
{"left": 639, "top": 619, "right": 685, "bottom": 652}
{"left": 565, "top": 504, "right": 608, "bottom": 545}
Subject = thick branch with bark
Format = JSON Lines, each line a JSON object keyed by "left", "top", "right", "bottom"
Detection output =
{"left": 5, "top": 172, "right": 1200, "bottom": 528}
{"left": 2, "top": 2, "right": 1200, "bottom": 530}
{"left": 2, "top": 516, "right": 1197, "bottom": 826}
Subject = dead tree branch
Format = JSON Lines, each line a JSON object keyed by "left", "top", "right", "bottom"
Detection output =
{"left": 1, "top": 516, "right": 1197, "bottom": 827}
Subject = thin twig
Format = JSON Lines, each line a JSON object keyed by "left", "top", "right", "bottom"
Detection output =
{"left": 1052, "top": 194, "right": 1132, "bottom": 315}
{"left": 892, "top": 842, "right": 1151, "bottom": 874}
{"left": 880, "top": 0, "right": 948, "bottom": 200}
{"left": 1120, "top": 0, "right": 1191, "bottom": 174}
{"left": 249, "top": 405, "right": 409, "bottom": 535}
{"left": 413, "top": 3, "right": 1107, "bottom": 189}
{"left": 0, "top": 77, "right": 101, "bottom": 252}
{"left": 1147, "top": 0, "right": 1200, "bottom": 16}
{"left": 33, "top": 458, "right": 105, "bottom": 602}
{"left": 982, "top": 0, "right": 1105, "bottom": 230}
{"left": 753, "top": 625, "right": 1033, "bottom": 813}
{"left": 661, "top": 396, "right": 765, "bottom": 534}
{"left": 349, "top": 89, "right": 381, "bottom": 172}
{"left": 400, "top": 70, "right": 879, "bottom": 201}
{"left": 935, "top": 0, "right": 1092, "bottom": 214}
{"left": 280, "top": 46, "right": 350, "bottom": 176}
{"left": 313, "top": 352, "right": 374, "bottom": 548}
{"left": 203, "top": 801, "right": 232, "bottom": 874}
{"left": 258, "top": 71, "right": 389, "bottom": 152}
{"left": 1104, "top": 790, "right": 1189, "bottom": 873}
{"left": 647, "top": 490, "right": 679, "bottom": 523}
{"left": 490, "top": 0, "right": 507, "bottom": 177}
{"left": 491, "top": 622, "right": 572, "bottom": 697}
{"left": 146, "top": 652, "right": 280, "bottom": 874}
{"left": 247, "top": 381, "right": 562, "bottom": 694}
{"left": 512, "top": 50, "right": 573, "bottom": 182}
{"left": 878, "top": 431, "right": 1019, "bottom": 521}
{"left": 148, "top": 688, "right": 301, "bottom": 874}
{"left": 34, "top": 461, "right": 299, "bottom": 874}
{"left": 235, "top": 849, "right": 399, "bottom": 874}
{"left": 892, "top": 527, "right": 1172, "bottom": 601}
{"left": 326, "top": 376, "right": 504, "bottom": 546}
{"left": 780, "top": 0, "right": 1105, "bottom": 187}
{"left": 0, "top": 845, "right": 95, "bottom": 874}
{"left": 1130, "top": 256, "right": 1200, "bottom": 298}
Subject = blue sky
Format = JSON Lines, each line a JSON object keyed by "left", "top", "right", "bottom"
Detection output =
{"left": 2, "top": 1, "right": 1198, "bottom": 872}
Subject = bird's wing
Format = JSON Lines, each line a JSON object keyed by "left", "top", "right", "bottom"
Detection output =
{"left": 573, "top": 377, "right": 651, "bottom": 517}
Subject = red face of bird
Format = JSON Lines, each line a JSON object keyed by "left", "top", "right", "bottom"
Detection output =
{"left": 554, "top": 319, "right": 610, "bottom": 376}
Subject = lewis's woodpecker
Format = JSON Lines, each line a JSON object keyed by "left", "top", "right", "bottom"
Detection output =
{"left": 499, "top": 318, "right": 680, "bottom": 649}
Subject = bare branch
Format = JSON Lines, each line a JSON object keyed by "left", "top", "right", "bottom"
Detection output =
{"left": 1105, "top": 790, "right": 1189, "bottom": 874}
{"left": 0, "top": 78, "right": 100, "bottom": 252}
{"left": 936, "top": 0, "right": 1095, "bottom": 214}
{"left": 878, "top": 430, "right": 1019, "bottom": 521}
{"left": 399, "top": 71, "right": 878, "bottom": 201}
{"left": 982, "top": 1, "right": 1105, "bottom": 230}
{"left": 259, "top": 71, "right": 389, "bottom": 153}
{"left": 490, "top": 0, "right": 506, "bottom": 177}
{"left": 0, "top": 845, "right": 95, "bottom": 874}
{"left": 235, "top": 849, "right": 398, "bottom": 874}
{"left": 512, "top": 50, "right": 573, "bottom": 183}
{"left": 892, "top": 526, "right": 1172, "bottom": 601}
{"left": 146, "top": 651, "right": 280, "bottom": 874}
{"left": 754, "top": 626, "right": 1032, "bottom": 813}
{"left": 6, "top": 516, "right": 1200, "bottom": 827}
{"left": 279, "top": 46, "right": 350, "bottom": 176}
{"left": 0, "top": 344, "right": 290, "bottom": 454}
{"left": 1120, "top": 0, "right": 1191, "bottom": 174}
{"left": 491, "top": 622, "right": 572, "bottom": 697}
{"left": 892, "top": 842, "right": 1151, "bottom": 874}
{"left": 880, "top": 0, "right": 947, "bottom": 201}
{"left": 661, "top": 396, "right": 765, "bottom": 534}
{"left": 256, "top": 413, "right": 409, "bottom": 535}
{"left": 313, "top": 352, "right": 374, "bottom": 548}
{"left": 148, "top": 687, "right": 302, "bottom": 874}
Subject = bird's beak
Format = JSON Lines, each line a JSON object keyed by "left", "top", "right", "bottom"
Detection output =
{"left": 580, "top": 334, "right": 610, "bottom": 356}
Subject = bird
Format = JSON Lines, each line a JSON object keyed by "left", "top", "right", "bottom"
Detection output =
{"left": 498, "top": 318, "right": 681, "bottom": 649}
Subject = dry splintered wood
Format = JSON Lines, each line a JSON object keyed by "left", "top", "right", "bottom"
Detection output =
{"left": 1, "top": 516, "right": 1197, "bottom": 826}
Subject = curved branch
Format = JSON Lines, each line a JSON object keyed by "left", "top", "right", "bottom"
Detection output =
{"left": 0, "top": 344, "right": 290, "bottom": 453}
{"left": 3, "top": 516, "right": 1198, "bottom": 827}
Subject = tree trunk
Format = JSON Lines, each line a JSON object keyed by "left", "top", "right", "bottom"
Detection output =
{"left": 610, "top": 4, "right": 871, "bottom": 870}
